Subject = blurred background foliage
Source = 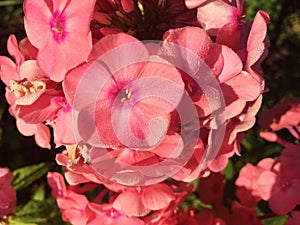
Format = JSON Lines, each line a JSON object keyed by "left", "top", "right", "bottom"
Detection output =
{"left": 0, "top": 0, "right": 299, "bottom": 224}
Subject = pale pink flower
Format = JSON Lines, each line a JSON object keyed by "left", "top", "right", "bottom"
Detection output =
{"left": 24, "top": 0, "right": 96, "bottom": 82}
{"left": 0, "top": 168, "right": 16, "bottom": 217}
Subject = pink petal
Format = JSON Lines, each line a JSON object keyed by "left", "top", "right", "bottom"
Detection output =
{"left": 246, "top": 10, "right": 270, "bottom": 73}
{"left": 53, "top": 106, "right": 75, "bottom": 146}
{"left": 216, "top": 20, "right": 242, "bottom": 51}
{"left": 185, "top": 0, "right": 207, "bottom": 9}
{"left": 163, "top": 27, "right": 212, "bottom": 60}
{"left": 151, "top": 133, "right": 183, "bottom": 158}
{"left": 257, "top": 171, "right": 276, "bottom": 200}
{"left": 34, "top": 124, "right": 51, "bottom": 149}
{"left": 47, "top": 172, "right": 67, "bottom": 198}
{"left": 121, "top": 0, "right": 134, "bottom": 13}
{"left": 0, "top": 56, "right": 19, "bottom": 85}
{"left": 37, "top": 40, "right": 67, "bottom": 81}
{"left": 63, "top": 61, "right": 93, "bottom": 106}
{"left": 52, "top": 0, "right": 69, "bottom": 12}
{"left": 24, "top": 0, "right": 52, "bottom": 49}
{"left": 222, "top": 71, "right": 262, "bottom": 101}
{"left": 19, "top": 37, "right": 38, "bottom": 60}
{"left": 142, "top": 183, "right": 175, "bottom": 210}
{"left": 16, "top": 119, "right": 36, "bottom": 136}
{"left": 268, "top": 179, "right": 300, "bottom": 215}
{"left": 15, "top": 89, "right": 61, "bottom": 123}
{"left": 19, "top": 60, "right": 47, "bottom": 80}
{"left": 218, "top": 45, "right": 243, "bottom": 83}
{"left": 196, "top": 0, "right": 239, "bottom": 36}
{"left": 113, "top": 190, "right": 150, "bottom": 217}
{"left": 7, "top": 34, "right": 24, "bottom": 67}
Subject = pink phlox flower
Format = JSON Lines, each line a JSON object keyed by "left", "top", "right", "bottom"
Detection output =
{"left": 0, "top": 168, "right": 16, "bottom": 217}
{"left": 86, "top": 203, "right": 145, "bottom": 225}
{"left": 144, "top": 182, "right": 194, "bottom": 225}
{"left": 0, "top": 36, "right": 63, "bottom": 124}
{"left": 194, "top": 0, "right": 244, "bottom": 36}
{"left": 10, "top": 60, "right": 62, "bottom": 124}
{"left": 24, "top": 0, "right": 96, "bottom": 82}
{"left": 47, "top": 172, "right": 90, "bottom": 224}
{"left": 257, "top": 144, "right": 300, "bottom": 215}
{"left": 57, "top": 192, "right": 90, "bottom": 225}
{"left": 235, "top": 158, "right": 275, "bottom": 207}
{"left": 65, "top": 33, "right": 184, "bottom": 150}
{"left": 113, "top": 183, "right": 175, "bottom": 217}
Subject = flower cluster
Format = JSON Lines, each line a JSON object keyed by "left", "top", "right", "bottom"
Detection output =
{"left": 0, "top": 0, "right": 278, "bottom": 224}
{"left": 235, "top": 97, "right": 300, "bottom": 221}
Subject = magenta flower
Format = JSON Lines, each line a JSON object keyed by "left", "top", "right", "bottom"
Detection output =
{"left": 0, "top": 168, "right": 16, "bottom": 217}
{"left": 24, "top": 0, "right": 96, "bottom": 82}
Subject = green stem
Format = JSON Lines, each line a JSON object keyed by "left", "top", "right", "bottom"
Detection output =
{"left": 0, "top": 0, "right": 23, "bottom": 7}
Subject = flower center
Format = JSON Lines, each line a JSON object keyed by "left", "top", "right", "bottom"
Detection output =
{"left": 120, "top": 88, "right": 132, "bottom": 103}
{"left": 106, "top": 208, "right": 121, "bottom": 219}
{"left": 50, "top": 11, "right": 68, "bottom": 43}
{"left": 10, "top": 79, "right": 46, "bottom": 98}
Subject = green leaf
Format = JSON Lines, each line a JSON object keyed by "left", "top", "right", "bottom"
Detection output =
{"left": 0, "top": 0, "right": 23, "bottom": 7}
{"left": 32, "top": 184, "right": 46, "bottom": 201}
{"left": 11, "top": 197, "right": 67, "bottom": 225}
{"left": 262, "top": 215, "right": 288, "bottom": 225}
{"left": 223, "top": 160, "right": 234, "bottom": 180}
{"left": 12, "top": 162, "right": 53, "bottom": 191}
{"left": 9, "top": 220, "right": 38, "bottom": 225}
